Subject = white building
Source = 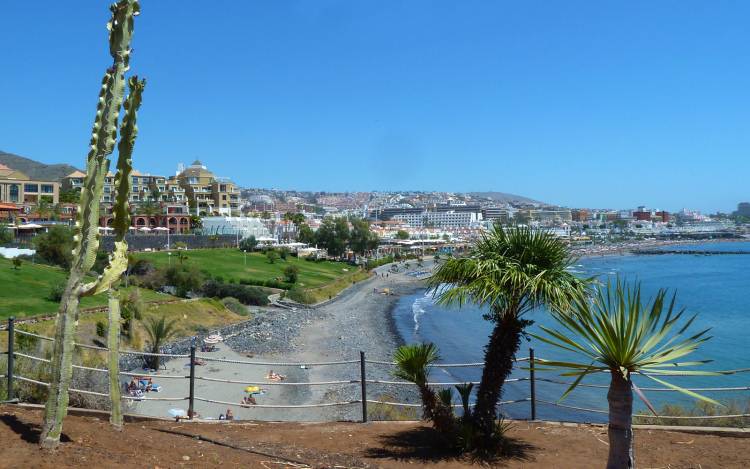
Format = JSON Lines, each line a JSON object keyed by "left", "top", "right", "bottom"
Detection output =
{"left": 201, "top": 216, "right": 272, "bottom": 239}
{"left": 392, "top": 210, "right": 481, "bottom": 228}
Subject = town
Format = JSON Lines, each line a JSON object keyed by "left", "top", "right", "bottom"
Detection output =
{"left": 2, "top": 152, "right": 748, "bottom": 260}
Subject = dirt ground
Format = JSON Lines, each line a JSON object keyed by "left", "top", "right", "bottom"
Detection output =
{"left": 0, "top": 406, "right": 748, "bottom": 468}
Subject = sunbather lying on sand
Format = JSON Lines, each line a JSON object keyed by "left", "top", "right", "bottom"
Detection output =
{"left": 266, "top": 370, "right": 286, "bottom": 381}
{"left": 241, "top": 395, "right": 257, "bottom": 406}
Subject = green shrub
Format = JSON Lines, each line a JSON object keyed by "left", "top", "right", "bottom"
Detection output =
{"left": 47, "top": 282, "right": 66, "bottom": 302}
{"left": 95, "top": 321, "right": 106, "bottom": 338}
{"left": 286, "top": 286, "right": 315, "bottom": 304}
{"left": 202, "top": 281, "right": 270, "bottom": 306}
{"left": 283, "top": 265, "right": 299, "bottom": 283}
{"left": 222, "top": 297, "right": 249, "bottom": 316}
{"left": 238, "top": 278, "right": 293, "bottom": 290}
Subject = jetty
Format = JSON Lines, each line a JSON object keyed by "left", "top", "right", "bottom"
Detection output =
{"left": 632, "top": 249, "right": 750, "bottom": 256}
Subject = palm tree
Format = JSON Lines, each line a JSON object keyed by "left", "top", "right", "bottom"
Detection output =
{"left": 393, "top": 343, "right": 455, "bottom": 433}
{"left": 532, "top": 279, "right": 717, "bottom": 469}
{"left": 142, "top": 316, "right": 179, "bottom": 370}
{"left": 428, "top": 224, "right": 589, "bottom": 448}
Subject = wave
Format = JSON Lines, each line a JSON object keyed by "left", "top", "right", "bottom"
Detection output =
{"left": 411, "top": 294, "right": 433, "bottom": 334}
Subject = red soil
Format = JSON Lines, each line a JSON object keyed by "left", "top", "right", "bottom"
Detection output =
{"left": 0, "top": 406, "right": 748, "bottom": 468}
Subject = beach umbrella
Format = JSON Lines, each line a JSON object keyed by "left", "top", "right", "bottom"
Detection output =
{"left": 152, "top": 226, "right": 169, "bottom": 232}
{"left": 139, "top": 226, "right": 152, "bottom": 232}
{"left": 167, "top": 408, "right": 187, "bottom": 418}
{"left": 244, "top": 386, "right": 260, "bottom": 394}
{"left": 17, "top": 223, "right": 43, "bottom": 229}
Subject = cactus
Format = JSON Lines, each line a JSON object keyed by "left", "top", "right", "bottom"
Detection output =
{"left": 40, "top": 0, "right": 142, "bottom": 449}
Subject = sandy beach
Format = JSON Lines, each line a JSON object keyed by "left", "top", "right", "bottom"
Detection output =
{"left": 130, "top": 262, "right": 429, "bottom": 422}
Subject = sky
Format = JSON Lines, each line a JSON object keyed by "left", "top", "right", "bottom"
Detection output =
{"left": 1, "top": 1, "right": 749, "bottom": 213}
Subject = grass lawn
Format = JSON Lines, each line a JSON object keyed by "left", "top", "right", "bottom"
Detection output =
{"left": 135, "top": 248, "right": 360, "bottom": 289}
{"left": 0, "top": 257, "right": 175, "bottom": 320}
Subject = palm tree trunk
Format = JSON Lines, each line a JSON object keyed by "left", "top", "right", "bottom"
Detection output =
{"left": 607, "top": 371, "right": 634, "bottom": 469}
{"left": 472, "top": 314, "right": 523, "bottom": 446}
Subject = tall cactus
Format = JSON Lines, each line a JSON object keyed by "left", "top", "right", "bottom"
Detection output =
{"left": 40, "top": 0, "right": 142, "bottom": 449}
{"left": 106, "top": 76, "right": 145, "bottom": 430}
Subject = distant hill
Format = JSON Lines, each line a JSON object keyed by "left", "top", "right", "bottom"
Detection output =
{"left": 467, "top": 191, "right": 544, "bottom": 205}
{"left": 0, "top": 151, "right": 81, "bottom": 182}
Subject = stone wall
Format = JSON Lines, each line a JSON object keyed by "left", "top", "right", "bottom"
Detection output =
{"left": 100, "top": 234, "right": 237, "bottom": 253}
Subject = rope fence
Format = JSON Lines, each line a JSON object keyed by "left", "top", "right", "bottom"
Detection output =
{"left": 4, "top": 317, "right": 750, "bottom": 425}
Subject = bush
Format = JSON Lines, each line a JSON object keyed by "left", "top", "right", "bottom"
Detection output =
{"left": 34, "top": 225, "right": 73, "bottom": 268}
{"left": 366, "top": 255, "right": 394, "bottom": 270}
{"left": 239, "top": 236, "right": 258, "bottom": 252}
{"left": 238, "top": 278, "right": 293, "bottom": 290}
{"left": 283, "top": 265, "right": 299, "bottom": 283}
{"left": 266, "top": 250, "right": 279, "bottom": 264}
{"left": 95, "top": 321, "right": 106, "bottom": 338}
{"left": 164, "top": 264, "right": 205, "bottom": 297}
{"left": 279, "top": 248, "right": 289, "bottom": 260}
{"left": 202, "top": 280, "right": 270, "bottom": 306}
{"left": 285, "top": 286, "right": 315, "bottom": 304}
{"left": 48, "top": 282, "right": 66, "bottom": 302}
{"left": 222, "top": 297, "right": 249, "bottom": 316}
{"left": 128, "top": 258, "right": 155, "bottom": 276}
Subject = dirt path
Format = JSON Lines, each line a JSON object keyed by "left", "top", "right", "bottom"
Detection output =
{"left": 2, "top": 406, "right": 748, "bottom": 468}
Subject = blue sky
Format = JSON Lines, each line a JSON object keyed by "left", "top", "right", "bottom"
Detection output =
{"left": 1, "top": 1, "right": 749, "bottom": 212}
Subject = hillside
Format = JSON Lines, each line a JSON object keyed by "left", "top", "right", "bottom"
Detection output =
{"left": 0, "top": 150, "right": 80, "bottom": 181}
{"left": 467, "top": 191, "right": 544, "bottom": 205}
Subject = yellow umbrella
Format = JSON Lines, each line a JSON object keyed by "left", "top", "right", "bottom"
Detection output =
{"left": 244, "top": 386, "right": 260, "bottom": 394}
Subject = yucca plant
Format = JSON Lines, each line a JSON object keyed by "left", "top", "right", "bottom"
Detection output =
{"left": 532, "top": 278, "right": 718, "bottom": 469}
{"left": 428, "top": 224, "right": 589, "bottom": 448}
{"left": 393, "top": 343, "right": 455, "bottom": 433}
{"left": 143, "top": 316, "right": 179, "bottom": 370}
{"left": 455, "top": 382, "right": 474, "bottom": 419}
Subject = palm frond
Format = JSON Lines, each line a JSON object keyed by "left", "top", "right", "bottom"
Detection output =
{"left": 531, "top": 278, "right": 715, "bottom": 404}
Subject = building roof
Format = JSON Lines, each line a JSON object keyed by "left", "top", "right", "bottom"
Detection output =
{"left": 64, "top": 170, "right": 87, "bottom": 178}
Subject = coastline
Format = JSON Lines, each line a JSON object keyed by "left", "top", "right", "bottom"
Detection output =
{"left": 571, "top": 236, "right": 747, "bottom": 260}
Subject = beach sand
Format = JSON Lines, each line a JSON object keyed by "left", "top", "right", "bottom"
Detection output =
{"left": 130, "top": 262, "right": 429, "bottom": 422}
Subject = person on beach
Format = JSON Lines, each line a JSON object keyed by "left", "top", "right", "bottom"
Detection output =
{"left": 226, "top": 409, "right": 234, "bottom": 420}
{"left": 241, "top": 395, "right": 256, "bottom": 406}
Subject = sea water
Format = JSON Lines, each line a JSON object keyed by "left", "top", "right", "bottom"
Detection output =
{"left": 391, "top": 241, "right": 750, "bottom": 422}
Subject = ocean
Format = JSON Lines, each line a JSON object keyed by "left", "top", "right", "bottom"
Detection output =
{"left": 391, "top": 241, "right": 750, "bottom": 422}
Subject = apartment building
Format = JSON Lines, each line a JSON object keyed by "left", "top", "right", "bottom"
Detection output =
{"left": 172, "top": 160, "right": 239, "bottom": 216}
{"left": 392, "top": 210, "right": 481, "bottom": 228}
{"left": 0, "top": 164, "right": 59, "bottom": 205}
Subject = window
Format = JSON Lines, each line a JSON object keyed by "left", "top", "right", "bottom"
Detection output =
{"left": 9, "top": 184, "right": 19, "bottom": 202}
{"left": 24, "top": 184, "right": 39, "bottom": 193}
{"left": 132, "top": 176, "right": 139, "bottom": 184}
{"left": 41, "top": 184, "right": 54, "bottom": 194}
{"left": 222, "top": 195, "right": 227, "bottom": 200}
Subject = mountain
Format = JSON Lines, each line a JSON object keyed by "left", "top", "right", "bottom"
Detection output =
{"left": 0, "top": 150, "right": 81, "bottom": 182}
{"left": 467, "top": 191, "right": 544, "bottom": 206}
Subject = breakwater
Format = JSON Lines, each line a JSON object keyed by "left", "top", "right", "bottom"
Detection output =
{"left": 632, "top": 249, "right": 750, "bottom": 255}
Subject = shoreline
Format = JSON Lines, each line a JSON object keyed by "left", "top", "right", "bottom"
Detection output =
{"left": 572, "top": 236, "right": 748, "bottom": 260}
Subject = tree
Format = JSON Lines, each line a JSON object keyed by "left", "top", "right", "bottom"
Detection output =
{"left": 297, "top": 223, "right": 315, "bottom": 245}
{"left": 283, "top": 265, "right": 299, "bottom": 283}
{"left": 393, "top": 343, "right": 455, "bottom": 433}
{"left": 139, "top": 200, "right": 159, "bottom": 217}
{"left": 533, "top": 279, "right": 716, "bottom": 469}
{"left": 34, "top": 225, "right": 74, "bottom": 268}
{"left": 427, "top": 224, "right": 589, "bottom": 449}
{"left": 0, "top": 225, "right": 13, "bottom": 245}
{"left": 142, "top": 316, "right": 179, "bottom": 370}
{"left": 315, "top": 217, "right": 349, "bottom": 257}
{"left": 59, "top": 189, "right": 80, "bottom": 204}
{"left": 396, "top": 230, "right": 410, "bottom": 240}
{"left": 349, "top": 218, "right": 379, "bottom": 255}
{"left": 189, "top": 215, "right": 202, "bottom": 230}
{"left": 37, "top": 198, "right": 52, "bottom": 221}
{"left": 239, "top": 235, "right": 258, "bottom": 251}
{"left": 266, "top": 250, "right": 279, "bottom": 264}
